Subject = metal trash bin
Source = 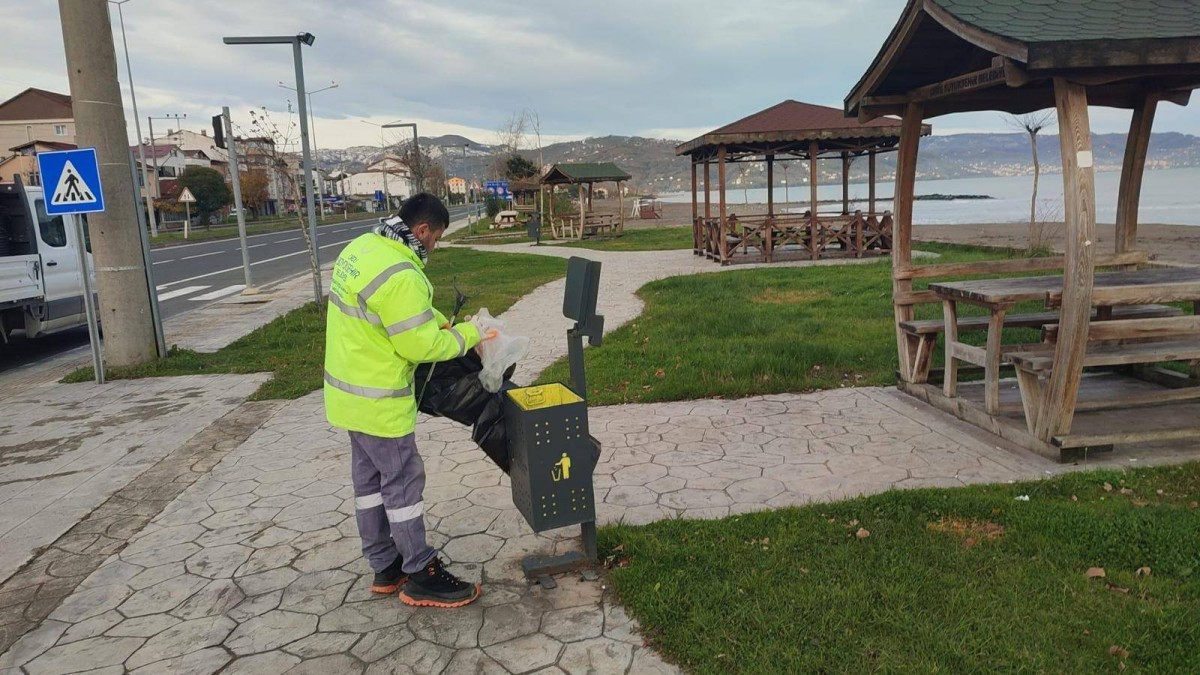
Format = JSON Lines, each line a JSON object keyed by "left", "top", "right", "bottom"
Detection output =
{"left": 504, "top": 383, "right": 598, "bottom": 532}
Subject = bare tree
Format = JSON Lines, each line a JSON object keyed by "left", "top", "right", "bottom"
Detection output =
{"left": 1006, "top": 110, "right": 1057, "bottom": 251}
{"left": 247, "top": 105, "right": 323, "bottom": 311}
{"left": 491, "top": 112, "right": 528, "bottom": 179}
{"left": 525, "top": 108, "right": 546, "bottom": 215}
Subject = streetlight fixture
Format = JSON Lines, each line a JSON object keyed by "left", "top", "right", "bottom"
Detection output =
{"left": 223, "top": 32, "right": 321, "bottom": 306}
{"left": 279, "top": 80, "right": 337, "bottom": 220}
{"left": 382, "top": 121, "right": 420, "bottom": 192}
{"left": 107, "top": 0, "right": 157, "bottom": 237}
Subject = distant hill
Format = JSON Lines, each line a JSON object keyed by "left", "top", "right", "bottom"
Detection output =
{"left": 316, "top": 132, "right": 1200, "bottom": 193}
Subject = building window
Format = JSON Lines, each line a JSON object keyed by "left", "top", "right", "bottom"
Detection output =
{"left": 54, "top": 125, "right": 68, "bottom": 136}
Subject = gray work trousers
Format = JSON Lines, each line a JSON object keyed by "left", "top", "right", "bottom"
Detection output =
{"left": 349, "top": 431, "right": 437, "bottom": 575}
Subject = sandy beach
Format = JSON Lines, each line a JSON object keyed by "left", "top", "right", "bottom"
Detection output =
{"left": 635, "top": 201, "right": 1200, "bottom": 266}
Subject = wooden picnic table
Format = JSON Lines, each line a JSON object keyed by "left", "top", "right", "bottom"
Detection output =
{"left": 930, "top": 267, "right": 1200, "bottom": 415}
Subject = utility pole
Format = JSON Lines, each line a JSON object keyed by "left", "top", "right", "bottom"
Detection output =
{"left": 222, "top": 107, "right": 254, "bottom": 292}
{"left": 58, "top": 0, "right": 157, "bottom": 366}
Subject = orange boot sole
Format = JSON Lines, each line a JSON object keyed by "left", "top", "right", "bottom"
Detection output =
{"left": 398, "top": 583, "right": 482, "bottom": 608}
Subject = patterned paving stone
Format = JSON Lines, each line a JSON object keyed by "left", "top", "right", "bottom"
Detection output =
{"left": 279, "top": 570, "right": 355, "bottom": 615}
{"left": 484, "top": 633, "right": 564, "bottom": 673}
{"left": 365, "top": 638, "right": 452, "bottom": 675}
{"left": 349, "top": 625, "right": 415, "bottom": 663}
{"left": 559, "top": 637, "right": 634, "bottom": 674}
{"left": 226, "top": 611, "right": 317, "bottom": 655}
{"left": 443, "top": 648, "right": 508, "bottom": 674}
{"left": 24, "top": 636, "right": 143, "bottom": 675}
{"left": 128, "top": 645, "right": 230, "bottom": 675}
{"left": 125, "top": 616, "right": 235, "bottom": 669}
{"left": 540, "top": 605, "right": 604, "bottom": 643}
{"left": 119, "top": 574, "right": 209, "bottom": 618}
{"left": 409, "top": 604, "right": 484, "bottom": 648}
{"left": 218, "top": 650, "right": 300, "bottom": 675}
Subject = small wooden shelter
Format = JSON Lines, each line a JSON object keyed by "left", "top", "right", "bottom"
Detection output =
{"left": 846, "top": 0, "right": 1200, "bottom": 460}
{"left": 541, "top": 162, "right": 631, "bottom": 239}
{"left": 676, "top": 100, "right": 930, "bottom": 264}
{"left": 509, "top": 179, "right": 541, "bottom": 215}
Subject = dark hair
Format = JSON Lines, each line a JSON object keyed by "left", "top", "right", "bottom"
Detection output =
{"left": 399, "top": 193, "right": 450, "bottom": 232}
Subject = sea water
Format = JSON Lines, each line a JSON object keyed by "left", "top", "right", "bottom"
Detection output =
{"left": 663, "top": 166, "right": 1200, "bottom": 226}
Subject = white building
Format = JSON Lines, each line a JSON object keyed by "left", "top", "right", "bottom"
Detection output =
{"left": 158, "top": 128, "right": 229, "bottom": 164}
{"left": 347, "top": 155, "right": 412, "bottom": 203}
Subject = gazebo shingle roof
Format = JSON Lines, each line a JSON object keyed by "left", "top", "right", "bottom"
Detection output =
{"left": 540, "top": 162, "right": 631, "bottom": 185}
{"left": 937, "top": 0, "right": 1200, "bottom": 43}
{"left": 676, "top": 100, "right": 930, "bottom": 159}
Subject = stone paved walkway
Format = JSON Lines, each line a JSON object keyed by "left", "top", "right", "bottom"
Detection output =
{"left": 3, "top": 239, "right": 1195, "bottom": 673}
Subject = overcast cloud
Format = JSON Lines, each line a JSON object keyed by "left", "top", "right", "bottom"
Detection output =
{"left": 3, "top": 0, "right": 1198, "bottom": 149}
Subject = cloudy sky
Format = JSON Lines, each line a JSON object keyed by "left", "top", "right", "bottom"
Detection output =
{"left": 5, "top": 0, "right": 1199, "bottom": 149}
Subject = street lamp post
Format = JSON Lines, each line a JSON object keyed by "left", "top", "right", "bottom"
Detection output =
{"left": 382, "top": 121, "right": 419, "bottom": 192}
{"left": 280, "top": 80, "right": 337, "bottom": 221}
{"left": 223, "top": 32, "right": 322, "bottom": 306}
{"left": 108, "top": 0, "right": 157, "bottom": 237}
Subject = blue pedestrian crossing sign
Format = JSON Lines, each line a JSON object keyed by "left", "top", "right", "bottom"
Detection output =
{"left": 37, "top": 148, "right": 106, "bottom": 215}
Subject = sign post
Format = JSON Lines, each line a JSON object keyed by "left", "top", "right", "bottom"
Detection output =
{"left": 37, "top": 148, "right": 107, "bottom": 384}
{"left": 178, "top": 186, "right": 196, "bottom": 238}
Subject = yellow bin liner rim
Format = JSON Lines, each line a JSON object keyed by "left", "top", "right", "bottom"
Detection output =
{"left": 507, "top": 383, "right": 583, "bottom": 411}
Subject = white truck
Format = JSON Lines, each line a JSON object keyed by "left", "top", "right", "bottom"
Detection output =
{"left": 0, "top": 178, "right": 94, "bottom": 344}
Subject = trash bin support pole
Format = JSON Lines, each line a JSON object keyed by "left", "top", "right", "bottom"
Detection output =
{"left": 580, "top": 521, "right": 597, "bottom": 561}
{"left": 568, "top": 327, "right": 587, "bottom": 401}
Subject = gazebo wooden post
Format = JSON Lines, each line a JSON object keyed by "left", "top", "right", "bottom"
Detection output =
{"left": 1034, "top": 78, "right": 1098, "bottom": 441}
{"left": 892, "top": 103, "right": 924, "bottom": 383}
{"left": 617, "top": 180, "right": 625, "bottom": 234}
{"left": 809, "top": 141, "right": 819, "bottom": 261}
{"left": 690, "top": 160, "right": 699, "bottom": 254}
{"left": 718, "top": 145, "right": 729, "bottom": 263}
{"left": 841, "top": 151, "right": 850, "bottom": 215}
{"left": 548, "top": 184, "right": 557, "bottom": 238}
{"left": 766, "top": 153, "right": 775, "bottom": 216}
{"left": 577, "top": 183, "right": 586, "bottom": 240}
{"left": 868, "top": 150, "right": 877, "bottom": 215}
{"left": 766, "top": 153, "right": 775, "bottom": 262}
{"left": 1115, "top": 93, "right": 1158, "bottom": 264}
{"left": 704, "top": 161, "right": 712, "bottom": 258}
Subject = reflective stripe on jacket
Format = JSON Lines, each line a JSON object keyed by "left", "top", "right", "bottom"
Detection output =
{"left": 324, "top": 233, "right": 481, "bottom": 437}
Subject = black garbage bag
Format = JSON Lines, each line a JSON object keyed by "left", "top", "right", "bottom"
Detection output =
{"left": 415, "top": 353, "right": 516, "bottom": 473}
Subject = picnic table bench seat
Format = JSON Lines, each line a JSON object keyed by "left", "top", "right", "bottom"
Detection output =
{"left": 899, "top": 304, "right": 1182, "bottom": 337}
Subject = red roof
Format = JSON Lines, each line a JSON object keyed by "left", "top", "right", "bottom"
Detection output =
{"left": 676, "top": 99, "right": 930, "bottom": 157}
{"left": 8, "top": 140, "right": 77, "bottom": 153}
{"left": 0, "top": 88, "right": 73, "bottom": 122}
{"left": 710, "top": 100, "right": 901, "bottom": 135}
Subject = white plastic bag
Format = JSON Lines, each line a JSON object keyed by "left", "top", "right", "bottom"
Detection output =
{"left": 471, "top": 308, "right": 530, "bottom": 392}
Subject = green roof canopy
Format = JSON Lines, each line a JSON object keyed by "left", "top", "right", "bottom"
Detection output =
{"left": 540, "top": 162, "right": 632, "bottom": 185}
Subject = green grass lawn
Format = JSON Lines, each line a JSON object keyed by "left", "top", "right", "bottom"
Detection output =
{"left": 535, "top": 243, "right": 1053, "bottom": 403}
{"left": 601, "top": 462, "right": 1200, "bottom": 673}
{"left": 64, "top": 248, "right": 567, "bottom": 399}
{"left": 560, "top": 225, "right": 693, "bottom": 251}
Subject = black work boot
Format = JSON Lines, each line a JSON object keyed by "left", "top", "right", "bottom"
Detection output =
{"left": 369, "top": 556, "right": 407, "bottom": 594}
{"left": 398, "top": 558, "right": 481, "bottom": 608}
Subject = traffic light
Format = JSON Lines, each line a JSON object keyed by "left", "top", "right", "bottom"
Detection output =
{"left": 212, "top": 115, "right": 226, "bottom": 149}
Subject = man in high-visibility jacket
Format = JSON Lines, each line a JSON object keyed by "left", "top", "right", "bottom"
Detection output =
{"left": 325, "top": 193, "right": 484, "bottom": 608}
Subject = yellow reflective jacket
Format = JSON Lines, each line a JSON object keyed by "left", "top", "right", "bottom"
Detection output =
{"left": 324, "top": 233, "right": 481, "bottom": 437}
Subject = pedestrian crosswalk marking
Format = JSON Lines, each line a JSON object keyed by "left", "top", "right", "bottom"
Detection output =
{"left": 50, "top": 160, "right": 97, "bottom": 206}
{"left": 157, "top": 285, "right": 209, "bottom": 301}
{"left": 190, "top": 285, "right": 245, "bottom": 301}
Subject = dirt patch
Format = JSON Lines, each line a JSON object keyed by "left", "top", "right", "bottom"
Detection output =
{"left": 927, "top": 517, "right": 1006, "bottom": 548}
{"left": 749, "top": 288, "right": 832, "bottom": 305}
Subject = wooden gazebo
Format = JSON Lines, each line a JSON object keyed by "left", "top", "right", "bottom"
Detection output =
{"left": 510, "top": 179, "right": 541, "bottom": 215}
{"left": 541, "top": 162, "right": 631, "bottom": 239}
{"left": 676, "top": 100, "right": 930, "bottom": 264}
{"left": 846, "top": 0, "right": 1200, "bottom": 460}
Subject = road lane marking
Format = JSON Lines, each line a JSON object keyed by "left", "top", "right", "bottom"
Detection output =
{"left": 158, "top": 285, "right": 210, "bottom": 301}
{"left": 152, "top": 259, "right": 173, "bottom": 265}
{"left": 276, "top": 237, "right": 300, "bottom": 243}
{"left": 190, "top": 285, "right": 246, "bottom": 301}
{"left": 181, "top": 251, "right": 224, "bottom": 260}
{"left": 156, "top": 233, "right": 372, "bottom": 289}
{"left": 148, "top": 217, "right": 380, "bottom": 252}
{"left": 248, "top": 243, "right": 268, "bottom": 249}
